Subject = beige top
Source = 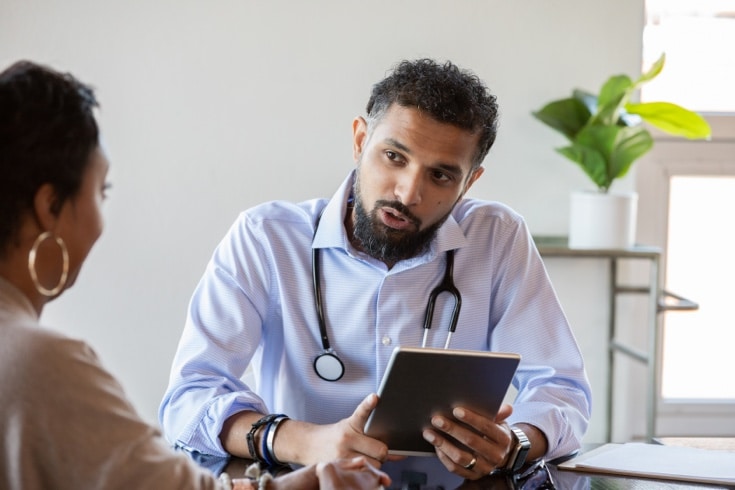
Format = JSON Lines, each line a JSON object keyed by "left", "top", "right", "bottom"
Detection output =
{"left": 0, "top": 277, "right": 222, "bottom": 489}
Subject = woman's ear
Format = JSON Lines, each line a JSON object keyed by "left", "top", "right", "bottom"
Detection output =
{"left": 32, "top": 183, "right": 61, "bottom": 231}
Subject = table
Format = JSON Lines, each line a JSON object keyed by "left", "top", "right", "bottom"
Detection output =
{"left": 190, "top": 451, "right": 731, "bottom": 489}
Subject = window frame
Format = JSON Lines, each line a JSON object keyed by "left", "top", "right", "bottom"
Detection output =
{"left": 636, "top": 115, "right": 735, "bottom": 436}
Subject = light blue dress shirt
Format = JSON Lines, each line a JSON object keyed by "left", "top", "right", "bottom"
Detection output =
{"left": 159, "top": 172, "right": 591, "bottom": 485}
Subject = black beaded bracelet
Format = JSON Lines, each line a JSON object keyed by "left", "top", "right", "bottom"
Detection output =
{"left": 247, "top": 414, "right": 280, "bottom": 463}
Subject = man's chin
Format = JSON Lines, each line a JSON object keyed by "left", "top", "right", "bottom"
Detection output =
{"left": 379, "top": 225, "right": 415, "bottom": 243}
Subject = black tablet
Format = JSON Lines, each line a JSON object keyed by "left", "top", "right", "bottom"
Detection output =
{"left": 364, "top": 346, "right": 521, "bottom": 456}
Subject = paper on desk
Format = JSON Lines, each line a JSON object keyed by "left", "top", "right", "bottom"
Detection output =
{"left": 557, "top": 442, "right": 735, "bottom": 486}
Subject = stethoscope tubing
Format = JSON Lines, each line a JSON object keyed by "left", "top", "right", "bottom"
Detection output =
{"left": 421, "top": 249, "right": 461, "bottom": 349}
{"left": 311, "top": 211, "right": 462, "bottom": 381}
{"left": 311, "top": 245, "right": 331, "bottom": 350}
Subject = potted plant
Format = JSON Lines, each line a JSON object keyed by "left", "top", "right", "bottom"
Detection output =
{"left": 532, "top": 53, "right": 711, "bottom": 249}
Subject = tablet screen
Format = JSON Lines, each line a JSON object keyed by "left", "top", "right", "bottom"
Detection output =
{"left": 364, "top": 346, "right": 520, "bottom": 456}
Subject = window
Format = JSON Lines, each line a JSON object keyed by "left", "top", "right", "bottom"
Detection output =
{"left": 662, "top": 176, "right": 735, "bottom": 400}
{"left": 636, "top": 0, "right": 735, "bottom": 436}
{"left": 643, "top": 0, "right": 735, "bottom": 112}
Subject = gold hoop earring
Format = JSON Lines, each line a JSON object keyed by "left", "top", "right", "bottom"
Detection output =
{"left": 28, "top": 231, "right": 69, "bottom": 297}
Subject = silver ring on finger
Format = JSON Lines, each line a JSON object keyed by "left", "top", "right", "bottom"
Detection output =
{"left": 463, "top": 456, "right": 477, "bottom": 471}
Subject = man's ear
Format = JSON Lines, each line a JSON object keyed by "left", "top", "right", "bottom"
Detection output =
{"left": 461, "top": 166, "right": 485, "bottom": 196}
{"left": 352, "top": 116, "right": 368, "bottom": 164}
{"left": 32, "top": 183, "right": 61, "bottom": 231}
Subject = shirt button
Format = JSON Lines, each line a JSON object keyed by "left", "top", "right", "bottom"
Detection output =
{"left": 382, "top": 336, "right": 392, "bottom": 346}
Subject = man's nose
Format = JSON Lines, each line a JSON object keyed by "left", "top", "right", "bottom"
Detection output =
{"left": 394, "top": 170, "right": 423, "bottom": 206}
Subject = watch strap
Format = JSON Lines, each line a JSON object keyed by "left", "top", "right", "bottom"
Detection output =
{"left": 505, "top": 426, "right": 531, "bottom": 473}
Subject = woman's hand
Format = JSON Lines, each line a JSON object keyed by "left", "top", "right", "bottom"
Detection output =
{"left": 231, "top": 457, "right": 391, "bottom": 490}
{"left": 316, "top": 456, "right": 392, "bottom": 489}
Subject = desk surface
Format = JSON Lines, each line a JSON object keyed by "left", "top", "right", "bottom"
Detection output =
{"left": 190, "top": 450, "right": 731, "bottom": 489}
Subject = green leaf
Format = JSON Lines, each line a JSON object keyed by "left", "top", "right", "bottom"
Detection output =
{"left": 532, "top": 97, "right": 591, "bottom": 141}
{"left": 572, "top": 89, "right": 598, "bottom": 114}
{"left": 608, "top": 126, "right": 654, "bottom": 180}
{"left": 558, "top": 144, "right": 610, "bottom": 191}
{"left": 636, "top": 53, "right": 665, "bottom": 85}
{"left": 595, "top": 75, "right": 633, "bottom": 125}
{"left": 572, "top": 125, "right": 654, "bottom": 184}
{"left": 575, "top": 124, "right": 619, "bottom": 160}
{"left": 626, "top": 101, "right": 712, "bottom": 139}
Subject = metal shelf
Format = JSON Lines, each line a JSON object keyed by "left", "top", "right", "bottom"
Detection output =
{"left": 533, "top": 236, "right": 697, "bottom": 442}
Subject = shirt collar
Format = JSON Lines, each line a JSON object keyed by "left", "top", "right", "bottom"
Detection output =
{"left": 311, "top": 172, "right": 353, "bottom": 251}
{"left": 312, "top": 171, "right": 468, "bottom": 260}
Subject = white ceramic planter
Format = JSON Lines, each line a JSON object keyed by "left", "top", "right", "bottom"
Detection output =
{"left": 568, "top": 190, "right": 638, "bottom": 249}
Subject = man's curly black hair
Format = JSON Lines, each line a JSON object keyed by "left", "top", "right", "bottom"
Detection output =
{"left": 366, "top": 58, "right": 499, "bottom": 169}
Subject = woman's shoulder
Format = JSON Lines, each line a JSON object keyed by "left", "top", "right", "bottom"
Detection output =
{"left": 0, "top": 324, "right": 99, "bottom": 418}
{"left": 2, "top": 321, "right": 102, "bottom": 382}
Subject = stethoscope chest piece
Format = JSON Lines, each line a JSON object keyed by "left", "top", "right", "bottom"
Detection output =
{"left": 314, "top": 350, "right": 345, "bottom": 381}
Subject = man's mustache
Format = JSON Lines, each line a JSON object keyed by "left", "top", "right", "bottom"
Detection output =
{"left": 373, "top": 200, "right": 421, "bottom": 228}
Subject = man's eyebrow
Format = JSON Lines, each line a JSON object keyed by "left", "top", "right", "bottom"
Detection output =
{"left": 384, "top": 137, "right": 411, "bottom": 154}
{"left": 435, "top": 162, "right": 464, "bottom": 179}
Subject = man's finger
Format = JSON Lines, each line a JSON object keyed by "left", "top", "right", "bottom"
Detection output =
{"left": 350, "top": 393, "right": 379, "bottom": 429}
{"left": 495, "top": 403, "right": 513, "bottom": 422}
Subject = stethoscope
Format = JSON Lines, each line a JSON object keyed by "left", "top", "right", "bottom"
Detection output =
{"left": 311, "top": 213, "right": 462, "bottom": 381}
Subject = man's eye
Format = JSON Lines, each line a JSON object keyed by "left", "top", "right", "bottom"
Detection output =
{"left": 433, "top": 170, "right": 451, "bottom": 182}
{"left": 384, "top": 150, "right": 406, "bottom": 165}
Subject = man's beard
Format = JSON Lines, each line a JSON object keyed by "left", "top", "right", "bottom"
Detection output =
{"left": 351, "top": 181, "right": 451, "bottom": 264}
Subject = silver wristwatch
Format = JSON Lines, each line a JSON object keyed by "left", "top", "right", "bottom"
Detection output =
{"left": 505, "top": 426, "right": 531, "bottom": 473}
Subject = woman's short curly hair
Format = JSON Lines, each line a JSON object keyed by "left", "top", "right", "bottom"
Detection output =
{"left": 366, "top": 58, "right": 499, "bottom": 168}
{"left": 0, "top": 60, "right": 99, "bottom": 255}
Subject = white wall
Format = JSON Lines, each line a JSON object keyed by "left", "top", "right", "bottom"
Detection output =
{"left": 0, "top": 0, "right": 645, "bottom": 443}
